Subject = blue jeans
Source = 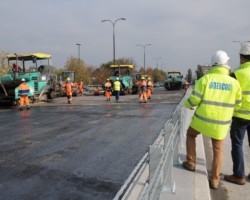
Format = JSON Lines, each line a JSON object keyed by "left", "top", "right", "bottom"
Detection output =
{"left": 230, "top": 117, "right": 250, "bottom": 178}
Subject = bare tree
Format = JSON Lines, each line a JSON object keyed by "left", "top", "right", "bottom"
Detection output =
{"left": 0, "top": 51, "right": 10, "bottom": 77}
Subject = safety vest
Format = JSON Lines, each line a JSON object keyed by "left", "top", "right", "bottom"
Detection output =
{"left": 184, "top": 66, "right": 242, "bottom": 140}
{"left": 113, "top": 80, "right": 121, "bottom": 91}
{"left": 105, "top": 82, "right": 112, "bottom": 91}
{"left": 147, "top": 80, "right": 153, "bottom": 88}
{"left": 139, "top": 80, "right": 146, "bottom": 91}
{"left": 18, "top": 83, "right": 30, "bottom": 96}
{"left": 233, "top": 62, "right": 250, "bottom": 120}
{"left": 65, "top": 81, "right": 73, "bottom": 96}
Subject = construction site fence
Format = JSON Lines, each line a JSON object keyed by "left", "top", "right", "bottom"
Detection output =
{"left": 114, "top": 87, "right": 193, "bottom": 200}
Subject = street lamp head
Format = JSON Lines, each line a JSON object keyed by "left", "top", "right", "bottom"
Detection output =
{"left": 120, "top": 18, "right": 126, "bottom": 20}
{"left": 101, "top": 20, "right": 108, "bottom": 22}
{"left": 76, "top": 43, "right": 81, "bottom": 46}
{"left": 137, "top": 43, "right": 152, "bottom": 48}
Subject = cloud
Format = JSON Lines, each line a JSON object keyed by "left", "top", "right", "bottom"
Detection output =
{"left": 0, "top": 0, "right": 249, "bottom": 74}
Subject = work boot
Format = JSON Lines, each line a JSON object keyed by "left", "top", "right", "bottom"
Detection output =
{"left": 19, "top": 107, "right": 23, "bottom": 111}
{"left": 182, "top": 161, "right": 195, "bottom": 171}
{"left": 224, "top": 174, "right": 246, "bottom": 185}
{"left": 209, "top": 179, "right": 218, "bottom": 190}
{"left": 27, "top": 106, "right": 30, "bottom": 110}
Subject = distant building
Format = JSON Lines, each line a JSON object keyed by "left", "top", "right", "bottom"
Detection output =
{"left": 196, "top": 64, "right": 212, "bottom": 80}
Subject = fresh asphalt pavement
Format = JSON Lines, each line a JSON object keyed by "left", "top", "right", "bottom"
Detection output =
{"left": 0, "top": 87, "right": 184, "bottom": 200}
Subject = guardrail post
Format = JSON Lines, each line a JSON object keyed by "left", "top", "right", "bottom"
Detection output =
{"left": 149, "top": 145, "right": 163, "bottom": 181}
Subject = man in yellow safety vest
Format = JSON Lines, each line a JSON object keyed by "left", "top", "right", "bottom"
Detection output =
{"left": 182, "top": 50, "right": 242, "bottom": 190}
{"left": 224, "top": 43, "right": 250, "bottom": 185}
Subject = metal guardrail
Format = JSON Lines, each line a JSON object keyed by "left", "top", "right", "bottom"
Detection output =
{"left": 114, "top": 88, "right": 193, "bottom": 200}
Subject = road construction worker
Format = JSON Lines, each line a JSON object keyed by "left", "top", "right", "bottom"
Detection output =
{"left": 139, "top": 76, "right": 147, "bottom": 103}
{"left": 72, "top": 81, "right": 79, "bottom": 96}
{"left": 12, "top": 63, "right": 22, "bottom": 72}
{"left": 79, "top": 81, "right": 84, "bottom": 95}
{"left": 224, "top": 43, "right": 250, "bottom": 185}
{"left": 184, "top": 80, "right": 189, "bottom": 95}
{"left": 18, "top": 78, "right": 30, "bottom": 110}
{"left": 104, "top": 79, "right": 112, "bottom": 101}
{"left": 113, "top": 77, "right": 121, "bottom": 102}
{"left": 146, "top": 77, "right": 154, "bottom": 99}
{"left": 65, "top": 77, "right": 73, "bottom": 104}
{"left": 182, "top": 50, "right": 242, "bottom": 190}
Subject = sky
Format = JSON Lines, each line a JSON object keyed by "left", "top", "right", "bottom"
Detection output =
{"left": 0, "top": 0, "right": 249, "bottom": 75}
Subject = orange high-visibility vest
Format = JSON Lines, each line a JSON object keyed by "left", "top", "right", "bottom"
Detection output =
{"left": 19, "top": 83, "right": 30, "bottom": 96}
{"left": 65, "top": 81, "right": 73, "bottom": 96}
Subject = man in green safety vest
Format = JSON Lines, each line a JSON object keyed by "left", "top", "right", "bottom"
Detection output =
{"left": 182, "top": 50, "right": 242, "bottom": 190}
{"left": 113, "top": 77, "right": 121, "bottom": 103}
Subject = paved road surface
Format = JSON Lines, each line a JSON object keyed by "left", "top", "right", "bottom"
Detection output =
{"left": 0, "top": 88, "right": 184, "bottom": 200}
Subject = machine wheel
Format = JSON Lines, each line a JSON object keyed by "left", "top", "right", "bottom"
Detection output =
{"left": 48, "top": 91, "right": 55, "bottom": 99}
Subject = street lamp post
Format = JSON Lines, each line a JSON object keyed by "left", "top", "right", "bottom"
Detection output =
{"left": 153, "top": 57, "right": 162, "bottom": 69}
{"left": 233, "top": 40, "right": 250, "bottom": 47}
{"left": 76, "top": 43, "right": 81, "bottom": 68}
{"left": 101, "top": 18, "right": 126, "bottom": 64}
{"left": 137, "top": 43, "right": 152, "bottom": 73}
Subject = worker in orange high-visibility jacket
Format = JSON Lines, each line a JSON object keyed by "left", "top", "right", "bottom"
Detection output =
{"left": 104, "top": 79, "right": 112, "bottom": 101}
{"left": 79, "top": 81, "right": 84, "bottom": 95}
{"left": 184, "top": 80, "right": 189, "bottom": 95}
{"left": 65, "top": 77, "right": 73, "bottom": 104}
{"left": 18, "top": 78, "right": 30, "bottom": 110}
{"left": 146, "top": 77, "right": 154, "bottom": 99}
{"left": 139, "top": 76, "right": 147, "bottom": 103}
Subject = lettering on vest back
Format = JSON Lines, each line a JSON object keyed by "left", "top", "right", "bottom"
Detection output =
{"left": 209, "top": 82, "right": 231, "bottom": 91}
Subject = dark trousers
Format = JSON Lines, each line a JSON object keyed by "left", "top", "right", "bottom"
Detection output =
{"left": 247, "top": 126, "right": 250, "bottom": 146}
{"left": 114, "top": 91, "right": 120, "bottom": 101}
{"left": 230, "top": 117, "right": 250, "bottom": 178}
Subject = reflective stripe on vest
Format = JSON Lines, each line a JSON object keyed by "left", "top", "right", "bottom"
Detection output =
{"left": 194, "top": 112, "right": 232, "bottom": 125}
{"left": 19, "top": 83, "right": 30, "bottom": 96}
{"left": 202, "top": 100, "right": 235, "bottom": 108}
{"left": 192, "top": 90, "right": 203, "bottom": 99}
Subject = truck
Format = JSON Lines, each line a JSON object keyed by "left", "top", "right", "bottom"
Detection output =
{"left": 164, "top": 71, "right": 183, "bottom": 90}
{"left": 0, "top": 53, "right": 57, "bottom": 105}
{"left": 108, "top": 64, "right": 134, "bottom": 95}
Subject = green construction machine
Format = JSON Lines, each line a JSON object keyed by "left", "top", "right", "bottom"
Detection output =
{"left": 108, "top": 64, "right": 134, "bottom": 95}
{"left": 0, "top": 53, "right": 57, "bottom": 105}
{"left": 164, "top": 71, "right": 183, "bottom": 90}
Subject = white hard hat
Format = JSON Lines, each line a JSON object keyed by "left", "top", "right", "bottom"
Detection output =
{"left": 116, "top": 77, "right": 119, "bottom": 80}
{"left": 239, "top": 43, "right": 250, "bottom": 55}
{"left": 21, "top": 78, "right": 25, "bottom": 82}
{"left": 211, "top": 50, "right": 230, "bottom": 69}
